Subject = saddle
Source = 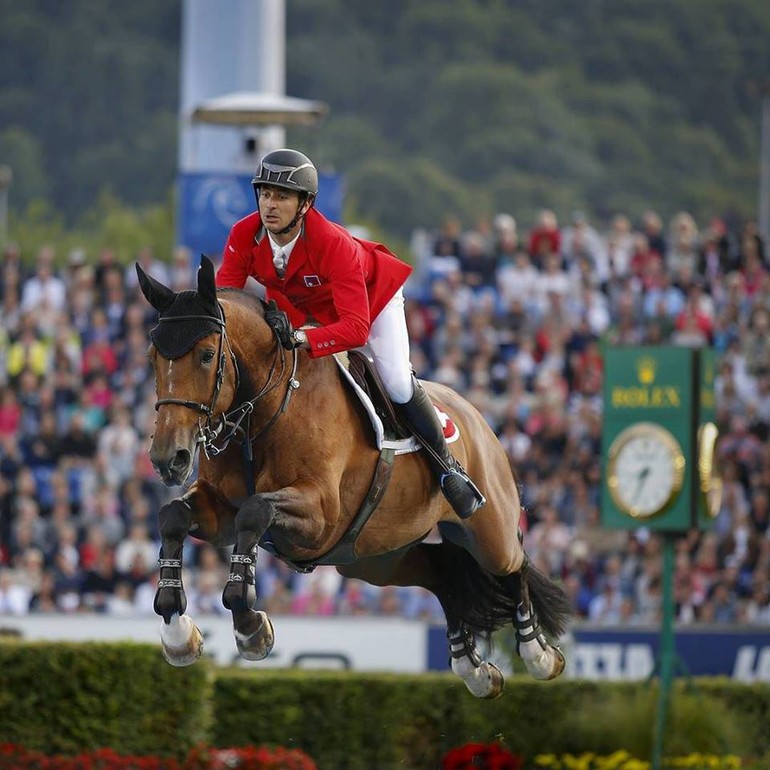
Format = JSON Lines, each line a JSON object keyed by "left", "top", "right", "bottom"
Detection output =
{"left": 344, "top": 350, "right": 411, "bottom": 442}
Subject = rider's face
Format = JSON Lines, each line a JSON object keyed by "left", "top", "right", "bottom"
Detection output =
{"left": 258, "top": 185, "right": 307, "bottom": 237}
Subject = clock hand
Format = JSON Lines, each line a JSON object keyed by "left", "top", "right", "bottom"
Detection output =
{"left": 633, "top": 466, "right": 650, "bottom": 502}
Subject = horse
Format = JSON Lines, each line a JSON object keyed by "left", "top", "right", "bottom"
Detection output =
{"left": 136, "top": 256, "right": 571, "bottom": 699}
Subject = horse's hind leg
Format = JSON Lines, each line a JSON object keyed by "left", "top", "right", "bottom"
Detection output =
{"left": 446, "top": 623, "right": 506, "bottom": 699}
{"left": 511, "top": 562, "right": 567, "bottom": 681}
{"left": 154, "top": 497, "right": 203, "bottom": 667}
{"left": 433, "top": 526, "right": 570, "bottom": 684}
{"left": 423, "top": 543, "right": 506, "bottom": 698}
{"left": 338, "top": 543, "right": 505, "bottom": 699}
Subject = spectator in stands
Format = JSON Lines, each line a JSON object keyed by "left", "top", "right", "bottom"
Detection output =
{"left": 20, "top": 246, "right": 66, "bottom": 317}
{"left": 527, "top": 208, "right": 561, "bottom": 268}
{"left": 640, "top": 210, "right": 666, "bottom": 256}
{"left": 666, "top": 211, "right": 699, "bottom": 276}
{"left": 605, "top": 214, "right": 635, "bottom": 278}
{"left": 1, "top": 209, "right": 770, "bottom": 631}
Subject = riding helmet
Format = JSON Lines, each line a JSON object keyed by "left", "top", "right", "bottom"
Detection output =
{"left": 252, "top": 148, "right": 319, "bottom": 198}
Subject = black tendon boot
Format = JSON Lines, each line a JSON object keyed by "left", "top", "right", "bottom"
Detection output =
{"left": 397, "top": 378, "right": 486, "bottom": 518}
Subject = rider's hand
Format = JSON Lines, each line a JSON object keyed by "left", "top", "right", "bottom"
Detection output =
{"left": 265, "top": 300, "right": 296, "bottom": 350}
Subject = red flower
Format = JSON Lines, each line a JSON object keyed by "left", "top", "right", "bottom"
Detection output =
{"left": 0, "top": 744, "right": 316, "bottom": 770}
{"left": 442, "top": 742, "right": 524, "bottom": 770}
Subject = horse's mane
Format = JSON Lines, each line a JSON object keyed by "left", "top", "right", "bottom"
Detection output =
{"left": 216, "top": 287, "right": 266, "bottom": 318}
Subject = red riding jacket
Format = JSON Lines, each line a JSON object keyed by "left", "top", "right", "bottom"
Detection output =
{"left": 216, "top": 208, "right": 413, "bottom": 358}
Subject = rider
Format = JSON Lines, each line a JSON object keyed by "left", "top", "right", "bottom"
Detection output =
{"left": 216, "top": 148, "right": 485, "bottom": 519}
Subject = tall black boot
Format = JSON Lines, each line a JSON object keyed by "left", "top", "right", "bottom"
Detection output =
{"left": 397, "top": 378, "right": 486, "bottom": 519}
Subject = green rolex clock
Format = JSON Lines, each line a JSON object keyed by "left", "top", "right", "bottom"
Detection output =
{"left": 607, "top": 422, "right": 686, "bottom": 519}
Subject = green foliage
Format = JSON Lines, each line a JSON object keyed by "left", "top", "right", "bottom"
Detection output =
{"left": 0, "top": 0, "right": 179, "bottom": 223}
{"left": 0, "top": 643, "right": 769, "bottom": 770}
{"left": 556, "top": 684, "right": 751, "bottom": 759}
{"left": 209, "top": 672, "right": 769, "bottom": 770}
{"left": 9, "top": 191, "right": 174, "bottom": 265}
{"left": 0, "top": 641, "right": 212, "bottom": 758}
{"left": 2, "top": 0, "right": 770, "bottom": 247}
{"left": 0, "top": 128, "right": 46, "bottom": 207}
{"left": 345, "top": 156, "right": 483, "bottom": 236}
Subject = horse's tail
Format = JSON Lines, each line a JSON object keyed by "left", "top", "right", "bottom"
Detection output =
{"left": 430, "top": 541, "right": 571, "bottom": 640}
{"left": 518, "top": 559, "right": 572, "bottom": 639}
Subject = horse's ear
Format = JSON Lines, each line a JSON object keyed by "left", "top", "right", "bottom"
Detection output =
{"left": 136, "top": 262, "right": 175, "bottom": 312}
{"left": 197, "top": 255, "right": 217, "bottom": 307}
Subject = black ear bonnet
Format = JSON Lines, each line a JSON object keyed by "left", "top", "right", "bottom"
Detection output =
{"left": 136, "top": 255, "right": 224, "bottom": 359}
{"left": 150, "top": 290, "right": 224, "bottom": 360}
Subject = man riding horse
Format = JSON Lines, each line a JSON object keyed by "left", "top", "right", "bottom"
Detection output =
{"left": 216, "top": 148, "right": 485, "bottom": 519}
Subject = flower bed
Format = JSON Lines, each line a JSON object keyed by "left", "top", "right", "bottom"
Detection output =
{"left": 441, "top": 745, "right": 752, "bottom": 770}
{"left": 0, "top": 744, "right": 317, "bottom": 770}
{"left": 531, "top": 751, "right": 743, "bottom": 769}
{"left": 442, "top": 741, "right": 524, "bottom": 769}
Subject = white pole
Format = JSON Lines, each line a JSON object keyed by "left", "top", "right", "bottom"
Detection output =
{"left": 255, "top": 0, "right": 287, "bottom": 154}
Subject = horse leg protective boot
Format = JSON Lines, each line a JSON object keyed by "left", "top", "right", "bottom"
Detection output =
{"left": 397, "top": 378, "right": 486, "bottom": 519}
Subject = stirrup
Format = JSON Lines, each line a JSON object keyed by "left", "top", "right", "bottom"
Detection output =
{"left": 440, "top": 466, "right": 486, "bottom": 519}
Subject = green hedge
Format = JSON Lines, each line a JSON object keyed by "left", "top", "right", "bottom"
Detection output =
{"left": 209, "top": 671, "right": 770, "bottom": 769}
{"left": 0, "top": 641, "right": 212, "bottom": 758}
{"left": 1, "top": 642, "right": 768, "bottom": 770}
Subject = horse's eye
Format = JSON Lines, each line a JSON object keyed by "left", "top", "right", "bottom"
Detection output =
{"left": 201, "top": 349, "right": 215, "bottom": 364}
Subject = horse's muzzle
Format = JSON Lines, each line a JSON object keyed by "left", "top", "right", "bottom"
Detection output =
{"left": 151, "top": 448, "right": 193, "bottom": 487}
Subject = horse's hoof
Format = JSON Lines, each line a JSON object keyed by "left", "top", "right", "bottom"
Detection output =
{"left": 519, "top": 639, "right": 567, "bottom": 681}
{"left": 481, "top": 662, "right": 505, "bottom": 699}
{"left": 460, "top": 661, "right": 505, "bottom": 699}
{"left": 160, "top": 616, "right": 203, "bottom": 667}
{"left": 235, "top": 611, "right": 275, "bottom": 661}
{"left": 545, "top": 645, "right": 566, "bottom": 681}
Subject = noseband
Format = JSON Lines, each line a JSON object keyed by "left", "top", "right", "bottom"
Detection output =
{"left": 153, "top": 305, "right": 300, "bottom": 458}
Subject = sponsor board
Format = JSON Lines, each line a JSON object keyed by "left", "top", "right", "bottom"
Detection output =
{"left": 1, "top": 615, "right": 426, "bottom": 672}
{"left": 5, "top": 617, "right": 768, "bottom": 680}
{"left": 427, "top": 625, "right": 770, "bottom": 681}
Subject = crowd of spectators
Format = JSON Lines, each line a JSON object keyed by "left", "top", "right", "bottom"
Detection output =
{"left": 0, "top": 205, "right": 769, "bottom": 630}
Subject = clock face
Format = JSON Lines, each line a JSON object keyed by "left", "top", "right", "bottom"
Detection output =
{"left": 607, "top": 423, "right": 686, "bottom": 519}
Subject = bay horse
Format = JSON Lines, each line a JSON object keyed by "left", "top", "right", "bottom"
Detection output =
{"left": 137, "top": 256, "right": 570, "bottom": 698}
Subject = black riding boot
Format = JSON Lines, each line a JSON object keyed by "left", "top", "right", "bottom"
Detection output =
{"left": 397, "top": 378, "right": 486, "bottom": 519}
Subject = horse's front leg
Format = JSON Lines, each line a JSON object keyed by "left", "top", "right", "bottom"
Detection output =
{"left": 154, "top": 481, "right": 238, "bottom": 667}
{"left": 223, "top": 486, "right": 328, "bottom": 661}
{"left": 221, "top": 493, "right": 277, "bottom": 661}
{"left": 154, "top": 496, "right": 203, "bottom": 667}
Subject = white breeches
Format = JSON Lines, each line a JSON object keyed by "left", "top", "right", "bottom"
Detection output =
{"left": 366, "top": 288, "right": 414, "bottom": 404}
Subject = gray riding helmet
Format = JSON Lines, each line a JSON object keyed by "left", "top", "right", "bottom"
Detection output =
{"left": 252, "top": 148, "right": 319, "bottom": 204}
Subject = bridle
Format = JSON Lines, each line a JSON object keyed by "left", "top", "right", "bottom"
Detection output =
{"left": 153, "top": 304, "right": 300, "bottom": 460}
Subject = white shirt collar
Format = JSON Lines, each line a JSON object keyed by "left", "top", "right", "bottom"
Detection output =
{"left": 267, "top": 230, "right": 301, "bottom": 260}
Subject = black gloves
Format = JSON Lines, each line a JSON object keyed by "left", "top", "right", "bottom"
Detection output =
{"left": 264, "top": 300, "right": 296, "bottom": 350}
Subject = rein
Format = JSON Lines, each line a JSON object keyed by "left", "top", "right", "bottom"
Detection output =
{"left": 153, "top": 306, "right": 300, "bottom": 460}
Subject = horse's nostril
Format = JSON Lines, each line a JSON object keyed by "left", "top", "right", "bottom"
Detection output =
{"left": 171, "top": 449, "right": 191, "bottom": 471}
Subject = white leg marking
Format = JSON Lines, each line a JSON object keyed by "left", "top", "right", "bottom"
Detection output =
{"left": 160, "top": 613, "right": 192, "bottom": 646}
{"left": 516, "top": 606, "right": 562, "bottom": 680}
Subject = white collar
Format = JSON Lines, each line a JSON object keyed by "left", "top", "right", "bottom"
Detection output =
{"left": 267, "top": 230, "right": 301, "bottom": 260}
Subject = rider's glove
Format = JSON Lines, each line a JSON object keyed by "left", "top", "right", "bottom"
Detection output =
{"left": 265, "top": 300, "right": 296, "bottom": 350}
